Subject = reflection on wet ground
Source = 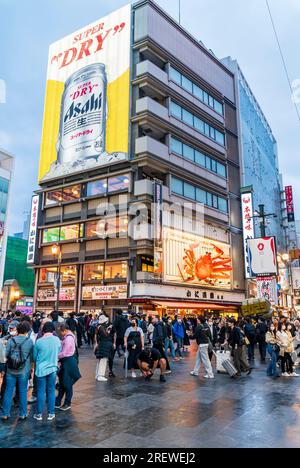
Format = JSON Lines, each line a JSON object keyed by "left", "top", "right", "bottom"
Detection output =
{"left": 1, "top": 343, "right": 300, "bottom": 448}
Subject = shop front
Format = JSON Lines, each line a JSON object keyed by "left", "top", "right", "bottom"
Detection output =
{"left": 130, "top": 283, "right": 244, "bottom": 319}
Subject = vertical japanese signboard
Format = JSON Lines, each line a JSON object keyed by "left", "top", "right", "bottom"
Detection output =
{"left": 256, "top": 276, "right": 278, "bottom": 306}
{"left": 285, "top": 186, "right": 295, "bottom": 223}
{"left": 153, "top": 181, "right": 163, "bottom": 276}
{"left": 27, "top": 195, "right": 40, "bottom": 265}
{"left": 241, "top": 189, "right": 255, "bottom": 279}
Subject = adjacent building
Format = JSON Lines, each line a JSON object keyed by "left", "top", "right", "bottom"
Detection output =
{"left": 30, "top": 0, "right": 245, "bottom": 318}
{"left": 0, "top": 148, "right": 14, "bottom": 289}
{"left": 3, "top": 236, "right": 35, "bottom": 297}
{"left": 222, "top": 58, "right": 285, "bottom": 251}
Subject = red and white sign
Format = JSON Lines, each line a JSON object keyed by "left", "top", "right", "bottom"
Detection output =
{"left": 257, "top": 276, "right": 278, "bottom": 305}
{"left": 27, "top": 195, "right": 40, "bottom": 265}
{"left": 285, "top": 186, "right": 295, "bottom": 223}
{"left": 82, "top": 284, "right": 127, "bottom": 300}
{"left": 247, "top": 237, "right": 277, "bottom": 277}
{"left": 241, "top": 191, "right": 255, "bottom": 279}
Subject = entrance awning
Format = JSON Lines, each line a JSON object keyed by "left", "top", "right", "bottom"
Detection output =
{"left": 152, "top": 301, "right": 238, "bottom": 310}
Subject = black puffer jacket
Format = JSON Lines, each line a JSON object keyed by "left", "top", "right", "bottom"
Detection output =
{"left": 95, "top": 324, "right": 114, "bottom": 359}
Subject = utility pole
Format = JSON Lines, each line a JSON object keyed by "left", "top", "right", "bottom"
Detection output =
{"left": 252, "top": 204, "right": 277, "bottom": 238}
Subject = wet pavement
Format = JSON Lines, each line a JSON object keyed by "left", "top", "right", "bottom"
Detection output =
{"left": 1, "top": 343, "right": 300, "bottom": 448}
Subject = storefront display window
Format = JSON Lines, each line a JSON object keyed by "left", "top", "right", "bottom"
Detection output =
{"left": 39, "top": 267, "right": 57, "bottom": 283}
{"left": 39, "top": 266, "right": 77, "bottom": 284}
{"left": 83, "top": 263, "right": 104, "bottom": 281}
{"left": 104, "top": 262, "right": 128, "bottom": 280}
{"left": 45, "top": 185, "right": 81, "bottom": 206}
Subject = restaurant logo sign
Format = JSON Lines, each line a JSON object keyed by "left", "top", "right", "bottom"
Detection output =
{"left": 241, "top": 190, "right": 254, "bottom": 279}
{"left": 27, "top": 195, "right": 41, "bottom": 265}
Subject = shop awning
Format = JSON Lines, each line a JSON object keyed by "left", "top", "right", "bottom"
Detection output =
{"left": 151, "top": 301, "right": 238, "bottom": 310}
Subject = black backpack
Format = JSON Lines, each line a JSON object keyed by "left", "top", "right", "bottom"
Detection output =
{"left": 6, "top": 337, "right": 30, "bottom": 371}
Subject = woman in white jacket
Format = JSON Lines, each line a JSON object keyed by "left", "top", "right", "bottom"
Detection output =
{"left": 277, "top": 322, "right": 297, "bottom": 377}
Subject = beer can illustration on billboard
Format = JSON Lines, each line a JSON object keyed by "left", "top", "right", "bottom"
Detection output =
{"left": 56, "top": 64, "right": 107, "bottom": 164}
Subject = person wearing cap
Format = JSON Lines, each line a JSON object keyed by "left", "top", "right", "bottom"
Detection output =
{"left": 94, "top": 315, "right": 116, "bottom": 382}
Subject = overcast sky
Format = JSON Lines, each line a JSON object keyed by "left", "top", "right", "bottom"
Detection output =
{"left": 0, "top": 0, "right": 299, "bottom": 234}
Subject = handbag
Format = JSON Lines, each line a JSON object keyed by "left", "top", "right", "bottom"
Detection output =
{"left": 244, "top": 336, "right": 250, "bottom": 346}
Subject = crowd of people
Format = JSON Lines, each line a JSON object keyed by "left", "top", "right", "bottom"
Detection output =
{"left": 1, "top": 308, "right": 300, "bottom": 423}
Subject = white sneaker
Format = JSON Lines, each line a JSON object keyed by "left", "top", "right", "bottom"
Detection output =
{"left": 282, "top": 373, "right": 289, "bottom": 377}
{"left": 204, "top": 374, "right": 215, "bottom": 379}
{"left": 97, "top": 376, "right": 108, "bottom": 382}
{"left": 165, "top": 370, "right": 172, "bottom": 374}
{"left": 292, "top": 372, "right": 299, "bottom": 377}
{"left": 47, "top": 414, "right": 56, "bottom": 421}
{"left": 190, "top": 371, "right": 199, "bottom": 376}
{"left": 131, "top": 371, "right": 137, "bottom": 378}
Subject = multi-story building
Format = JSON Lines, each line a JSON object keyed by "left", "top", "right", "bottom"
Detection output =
{"left": 31, "top": 0, "right": 245, "bottom": 318}
{"left": 0, "top": 148, "right": 14, "bottom": 289}
{"left": 3, "top": 236, "right": 35, "bottom": 297}
{"left": 222, "top": 58, "right": 285, "bottom": 251}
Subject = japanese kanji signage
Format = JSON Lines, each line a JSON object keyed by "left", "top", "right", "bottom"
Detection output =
{"left": 285, "top": 186, "right": 295, "bottom": 223}
{"left": 256, "top": 276, "right": 278, "bottom": 306}
{"left": 241, "top": 190, "right": 254, "bottom": 279}
{"left": 27, "top": 195, "right": 40, "bottom": 265}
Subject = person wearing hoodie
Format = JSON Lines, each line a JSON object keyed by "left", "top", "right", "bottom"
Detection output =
{"left": 173, "top": 318, "right": 185, "bottom": 360}
{"left": 33, "top": 322, "right": 61, "bottom": 422}
{"left": 113, "top": 309, "right": 130, "bottom": 357}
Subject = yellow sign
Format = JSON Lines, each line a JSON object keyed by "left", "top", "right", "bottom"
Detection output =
{"left": 39, "top": 4, "right": 131, "bottom": 182}
{"left": 241, "top": 299, "right": 271, "bottom": 317}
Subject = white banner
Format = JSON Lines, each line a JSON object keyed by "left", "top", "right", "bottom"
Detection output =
{"left": 247, "top": 237, "right": 277, "bottom": 277}
{"left": 241, "top": 191, "right": 254, "bottom": 279}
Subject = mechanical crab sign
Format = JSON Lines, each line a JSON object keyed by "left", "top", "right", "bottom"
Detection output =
{"left": 163, "top": 228, "right": 233, "bottom": 289}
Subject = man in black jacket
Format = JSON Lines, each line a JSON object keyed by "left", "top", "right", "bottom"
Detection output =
{"left": 256, "top": 319, "right": 268, "bottom": 363}
{"left": 152, "top": 316, "right": 171, "bottom": 372}
{"left": 228, "top": 320, "right": 252, "bottom": 377}
{"left": 190, "top": 317, "right": 214, "bottom": 379}
{"left": 113, "top": 309, "right": 130, "bottom": 357}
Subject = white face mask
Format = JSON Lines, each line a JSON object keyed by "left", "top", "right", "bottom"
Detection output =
{"left": 9, "top": 330, "right": 17, "bottom": 336}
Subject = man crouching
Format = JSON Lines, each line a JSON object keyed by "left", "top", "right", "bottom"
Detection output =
{"left": 137, "top": 347, "right": 167, "bottom": 383}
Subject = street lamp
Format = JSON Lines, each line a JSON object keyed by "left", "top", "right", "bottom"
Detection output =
{"left": 51, "top": 243, "right": 62, "bottom": 311}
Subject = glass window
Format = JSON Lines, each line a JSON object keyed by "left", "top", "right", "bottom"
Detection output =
{"left": 86, "top": 220, "right": 101, "bottom": 238}
{"left": 182, "top": 76, "right": 193, "bottom": 93}
{"left": 195, "top": 150, "right": 206, "bottom": 167}
{"left": 194, "top": 117, "right": 205, "bottom": 134}
{"left": 39, "top": 267, "right": 57, "bottom": 283}
{"left": 211, "top": 160, "right": 217, "bottom": 173}
{"left": 140, "top": 256, "right": 154, "bottom": 273}
{"left": 170, "top": 137, "right": 182, "bottom": 155}
{"left": 196, "top": 188, "right": 206, "bottom": 204}
{"left": 209, "top": 127, "right": 216, "bottom": 140}
{"left": 217, "top": 162, "right": 226, "bottom": 178}
{"left": 182, "top": 109, "right": 193, "bottom": 126}
{"left": 216, "top": 130, "right": 225, "bottom": 146}
{"left": 193, "top": 84, "right": 204, "bottom": 101}
{"left": 108, "top": 175, "right": 130, "bottom": 193}
{"left": 205, "top": 156, "right": 212, "bottom": 171}
{"left": 60, "top": 224, "right": 81, "bottom": 241}
{"left": 170, "top": 102, "right": 182, "bottom": 119}
{"left": 170, "top": 67, "right": 182, "bottom": 85}
{"left": 209, "top": 95, "right": 214, "bottom": 108}
{"left": 62, "top": 185, "right": 81, "bottom": 202}
{"left": 206, "top": 193, "right": 213, "bottom": 207}
{"left": 45, "top": 190, "right": 63, "bottom": 206}
{"left": 214, "top": 100, "right": 223, "bottom": 115}
{"left": 203, "top": 92, "right": 209, "bottom": 105}
{"left": 104, "top": 262, "right": 128, "bottom": 280}
{"left": 204, "top": 123, "right": 210, "bottom": 136}
{"left": 184, "top": 182, "right": 195, "bottom": 199}
{"left": 172, "top": 177, "right": 184, "bottom": 196}
{"left": 60, "top": 266, "right": 77, "bottom": 283}
{"left": 42, "top": 227, "right": 60, "bottom": 244}
{"left": 218, "top": 197, "right": 228, "bottom": 213}
{"left": 213, "top": 195, "right": 218, "bottom": 209}
{"left": 183, "top": 144, "right": 194, "bottom": 161}
{"left": 87, "top": 179, "right": 107, "bottom": 197}
{"left": 83, "top": 263, "right": 104, "bottom": 281}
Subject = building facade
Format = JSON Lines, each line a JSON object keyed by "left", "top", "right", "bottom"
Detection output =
{"left": 31, "top": 0, "right": 245, "bottom": 318}
{"left": 3, "top": 236, "right": 35, "bottom": 297}
{"left": 0, "top": 148, "right": 14, "bottom": 289}
{"left": 222, "top": 58, "right": 285, "bottom": 251}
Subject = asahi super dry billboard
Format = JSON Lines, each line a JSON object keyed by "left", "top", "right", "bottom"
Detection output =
{"left": 39, "top": 4, "right": 131, "bottom": 182}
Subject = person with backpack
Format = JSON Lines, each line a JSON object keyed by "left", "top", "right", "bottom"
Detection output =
{"left": 55, "top": 323, "right": 81, "bottom": 410}
{"left": 1, "top": 321, "right": 33, "bottom": 421}
{"left": 173, "top": 317, "right": 185, "bottom": 360}
{"left": 33, "top": 322, "right": 61, "bottom": 422}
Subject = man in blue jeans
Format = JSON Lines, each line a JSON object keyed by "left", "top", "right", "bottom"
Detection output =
{"left": 33, "top": 322, "right": 61, "bottom": 422}
{"left": 1, "top": 321, "right": 33, "bottom": 421}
